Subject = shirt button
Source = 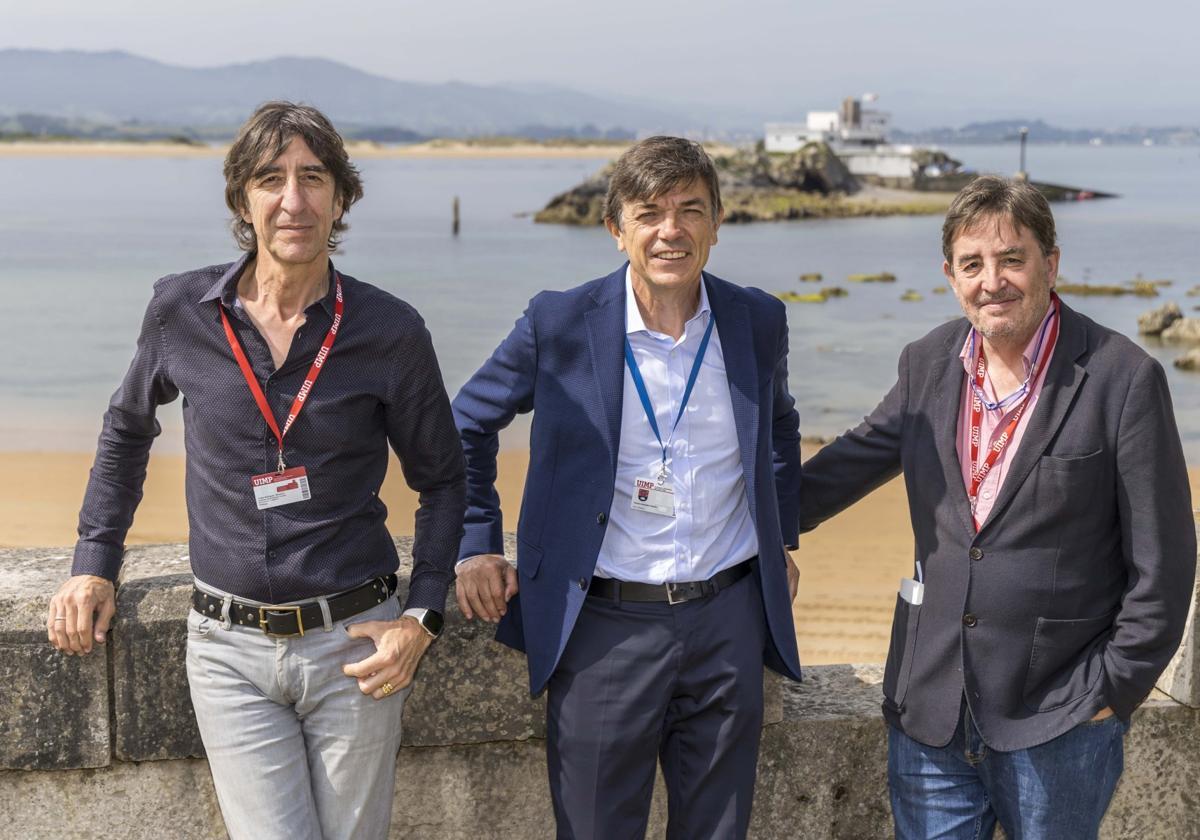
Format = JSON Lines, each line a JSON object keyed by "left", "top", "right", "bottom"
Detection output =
{"left": 268, "top": 550, "right": 277, "bottom": 559}
{"left": 969, "top": 547, "right": 984, "bottom": 561}
{"left": 596, "top": 513, "right": 607, "bottom": 525}
{"left": 982, "top": 489, "right": 993, "bottom": 500}
{"left": 963, "top": 613, "right": 978, "bottom": 628}
{"left": 578, "top": 578, "right": 589, "bottom": 591}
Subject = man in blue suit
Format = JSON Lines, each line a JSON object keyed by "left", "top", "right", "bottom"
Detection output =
{"left": 452, "top": 136, "right": 803, "bottom": 838}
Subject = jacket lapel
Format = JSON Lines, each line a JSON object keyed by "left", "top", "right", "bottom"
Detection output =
{"left": 706, "top": 274, "right": 761, "bottom": 520}
{"left": 977, "top": 302, "right": 1088, "bottom": 534}
{"left": 584, "top": 266, "right": 629, "bottom": 478}
{"left": 933, "top": 322, "right": 977, "bottom": 536}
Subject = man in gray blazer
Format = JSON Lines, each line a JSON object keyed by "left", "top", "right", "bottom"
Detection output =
{"left": 799, "top": 175, "right": 1195, "bottom": 839}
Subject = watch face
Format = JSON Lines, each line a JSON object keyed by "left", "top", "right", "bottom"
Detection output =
{"left": 422, "top": 610, "right": 444, "bottom": 638}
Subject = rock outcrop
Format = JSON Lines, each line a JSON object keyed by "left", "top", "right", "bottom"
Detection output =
{"left": 1162, "top": 318, "right": 1200, "bottom": 343}
{"left": 1138, "top": 302, "right": 1183, "bottom": 335}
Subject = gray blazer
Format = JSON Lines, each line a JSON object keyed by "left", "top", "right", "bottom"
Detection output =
{"left": 798, "top": 301, "right": 1196, "bottom": 751}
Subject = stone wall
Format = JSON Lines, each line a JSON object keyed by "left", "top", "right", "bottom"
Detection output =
{"left": 2, "top": 534, "right": 1198, "bottom": 839}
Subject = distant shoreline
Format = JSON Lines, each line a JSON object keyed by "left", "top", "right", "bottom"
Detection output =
{"left": 0, "top": 139, "right": 646, "bottom": 160}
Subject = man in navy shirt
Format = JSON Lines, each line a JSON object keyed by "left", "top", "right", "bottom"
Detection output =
{"left": 46, "top": 102, "right": 465, "bottom": 840}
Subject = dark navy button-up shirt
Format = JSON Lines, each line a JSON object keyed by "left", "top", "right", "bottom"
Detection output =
{"left": 72, "top": 252, "right": 466, "bottom": 610}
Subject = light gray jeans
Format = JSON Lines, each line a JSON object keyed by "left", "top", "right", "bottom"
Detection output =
{"left": 186, "top": 587, "right": 409, "bottom": 840}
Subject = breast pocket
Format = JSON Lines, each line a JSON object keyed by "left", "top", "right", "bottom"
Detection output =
{"left": 1034, "top": 449, "right": 1104, "bottom": 515}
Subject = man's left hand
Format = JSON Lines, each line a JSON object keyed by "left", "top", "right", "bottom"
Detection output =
{"left": 786, "top": 552, "right": 800, "bottom": 604}
{"left": 342, "top": 617, "right": 433, "bottom": 700}
{"left": 1091, "top": 707, "right": 1115, "bottom": 721}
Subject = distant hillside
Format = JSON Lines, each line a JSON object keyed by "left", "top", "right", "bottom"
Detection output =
{"left": 0, "top": 49, "right": 692, "bottom": 137}
{"left": 892, "top": 118, "right": 1200, "bottom": 146}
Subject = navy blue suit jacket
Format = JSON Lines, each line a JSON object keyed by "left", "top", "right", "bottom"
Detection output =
{"left": 453, "top": 265, "right": 804, "bottom": 694}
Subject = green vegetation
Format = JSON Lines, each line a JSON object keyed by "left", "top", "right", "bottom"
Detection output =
{"left": 775, "top": 287, "right": 848, "bottom": 304}
{"left": 1056, "top": 281, "right": 1159, "bottom": 297}
{"left": 847, "top": 272, "right": 897, "bottom": 283}
{"left": 900, "top": 290, "right": 924, "bottom": 302}
{"left": 799, "top": 273, "right": 823, "bottom": 282}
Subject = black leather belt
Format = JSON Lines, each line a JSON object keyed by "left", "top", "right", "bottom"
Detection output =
{"left": 588, "top": 558, "right": 755, "bottom": 605}
{"left": 191, "top": 574, "right": 398, "bottom": 637}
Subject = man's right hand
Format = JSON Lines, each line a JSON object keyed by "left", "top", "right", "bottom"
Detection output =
{"left": 47, "top": 575, "right": 116, "bottom": 655}
{"left": 455, "top": 554, "right": 518, "bottom": 623}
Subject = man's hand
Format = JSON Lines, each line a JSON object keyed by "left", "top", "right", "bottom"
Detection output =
{"left": 343, "top": 617, "right": 433, "bottom": 700}
{"left": 455, "top": 554, "right": 518, "bottom": 623}
{"left": 1091, "top": 707, "right": 1115, "bottom": 721}
{"left": 786, "top": 552, "right": 800, "bottom": 604}
{"left": 47, "top": 575, "right": 116, "bottom": 655}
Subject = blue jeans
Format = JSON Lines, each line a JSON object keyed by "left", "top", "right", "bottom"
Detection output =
{"left": 888, "top": 701, "right": 1126, "bottom": 840}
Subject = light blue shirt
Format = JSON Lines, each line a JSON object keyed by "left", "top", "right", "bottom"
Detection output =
{"left": 594, "top": 269, "right": 758, "bottom": 583}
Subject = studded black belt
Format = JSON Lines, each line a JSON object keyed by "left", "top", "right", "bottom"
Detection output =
{"left": 191, "top": 574, "right": 398, "bottom": 637}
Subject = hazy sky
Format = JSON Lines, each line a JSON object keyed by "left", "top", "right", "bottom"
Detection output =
{"left": 4, "top": 0, "right": 1196, "bottom": 128}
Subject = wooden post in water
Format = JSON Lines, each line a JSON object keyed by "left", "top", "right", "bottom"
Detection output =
{"left": 1017, "top": 127, "right": 1029, "bottom": 181}
{"left": 452, "top": 196, "right": 460, "bottom": 236}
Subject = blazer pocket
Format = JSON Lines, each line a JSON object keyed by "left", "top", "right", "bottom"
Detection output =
{"left": 1022, "top": 608, "right": 1116, "bottom": 712}
{"left": 1038, "top": 449, "right": 1103, "bottom": 473}
{"left": 517, "top": 538, "right": 544, "bottom": 580}
{"left": 882, "top": 594, "right": 922, "bottom": 709}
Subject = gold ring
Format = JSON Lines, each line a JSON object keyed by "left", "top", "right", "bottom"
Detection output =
{"left": 380, "top": 682, "right": 395, "bottom": 697}
{"left": 53, "top": 617, "right": 67, "bottom": 622}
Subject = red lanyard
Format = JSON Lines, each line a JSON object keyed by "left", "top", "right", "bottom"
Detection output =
{"left": 967, "top": 298, "right": 1059, "bottom": 526}
{"left": 218, "top": 274, "right": 344, "bottom": 472}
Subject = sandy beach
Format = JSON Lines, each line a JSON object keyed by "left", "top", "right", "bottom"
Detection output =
{"left": 4, "top": 448, "right": 1195, "bottom": 666}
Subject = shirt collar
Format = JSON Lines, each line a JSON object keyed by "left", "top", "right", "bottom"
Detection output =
{"left": 198, "top": 252, "right": 338, "bottom": 317}
{"left": 624, "top": 266, "right": 711, "bottom": 339}
{"left": 958, "top": 299, "right": 1056, "bottom": 377}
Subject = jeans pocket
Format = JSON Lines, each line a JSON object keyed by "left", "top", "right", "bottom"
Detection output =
{"left": 186, "top": 608, "right": 217, "bottom": 639}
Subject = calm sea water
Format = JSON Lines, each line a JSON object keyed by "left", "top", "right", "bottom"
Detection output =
{"left": 2, "top": 144, "right": 1198, "bottom": 459}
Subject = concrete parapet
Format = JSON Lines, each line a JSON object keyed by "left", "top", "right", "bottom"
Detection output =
{"left": 1, "top": 540, "right": 1197, "bottom": 837}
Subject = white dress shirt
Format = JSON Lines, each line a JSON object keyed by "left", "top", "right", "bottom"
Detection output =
{"left": 594, "top": 270, "right": 758, "bottom": 583}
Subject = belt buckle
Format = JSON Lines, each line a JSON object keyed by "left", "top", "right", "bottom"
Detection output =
{"left": 259, "top": 604, "right": 304, "bottom": 637}
{"left": 665, "top": 582, "right": 689, "bottom": 606}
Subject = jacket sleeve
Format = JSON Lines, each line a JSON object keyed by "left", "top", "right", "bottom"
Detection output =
{"left": 72, "top": 290, "right": 179, "bottom": 581}
{"left": 1104, "top": 354, "right": 1197, "bottom": 718}
{"left": 770, "top": 306, "right": 801, "bottom": 549}
{"left": 797, "top": 343, "right": 908, "bottom": 533}
{"left": 451, "top": 304, "right": 539, "bottom": 561}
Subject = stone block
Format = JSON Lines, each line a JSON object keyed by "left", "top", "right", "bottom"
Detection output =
{"left": 1154, "top": 522, "right": 1200, "bottom": 707}
{"left": 111, "top": 560, "right": 201, "bottom": 761}
{"left": 751, "top": 664, "right": 891, "bottom": 839}
{"left": 0, "top": 759, "right": 224, "bottom": 839}
{"left": 0, "top": 547, "right": 109, "bottom": 770}
{"left": 1102, "top": 696, "right": 1200, "bottom": 840}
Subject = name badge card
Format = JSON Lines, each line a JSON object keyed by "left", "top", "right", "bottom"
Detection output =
{"left": 631, "top": 476, "right": 675, "bottom": 518}
{"left": 251, "top": 467, "right": 312, "bottom": 510}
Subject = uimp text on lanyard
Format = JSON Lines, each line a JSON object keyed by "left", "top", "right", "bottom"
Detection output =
{"left": 966, "top": 294, "right": 1060, "bottom": 530}
{"left": 623, "top": 316, "right": 715, "bottom": 518}
{"left": 218, "top": 273, "right": 344, "bottom": 510}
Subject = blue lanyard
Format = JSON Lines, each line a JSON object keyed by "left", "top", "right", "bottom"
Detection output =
{"left": 623, "top": 315, "right": 716, "bottom": 474}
